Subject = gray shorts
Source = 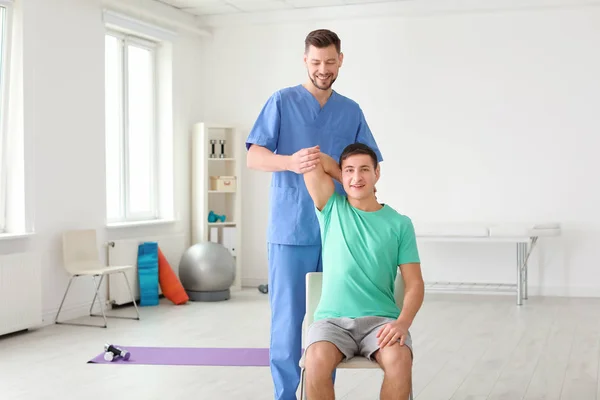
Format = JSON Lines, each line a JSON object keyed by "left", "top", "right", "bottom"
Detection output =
{"left": 306, "top": 316, "right": 413, "bottom": 361}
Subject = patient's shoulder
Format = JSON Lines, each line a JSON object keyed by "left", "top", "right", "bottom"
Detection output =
{"left": 381, "top": 205, "right": 415, "bottom": 231}
{"left": 382, "top": 204, "right": 412, "bottom": 221}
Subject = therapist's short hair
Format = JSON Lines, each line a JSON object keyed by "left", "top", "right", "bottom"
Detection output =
{"left": 339, "top": 143, "right": 378, "bottom": 169}
{"left": 305, "top": 29, "right": 341, "bottom": 54}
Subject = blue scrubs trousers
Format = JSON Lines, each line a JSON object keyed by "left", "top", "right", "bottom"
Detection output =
{"left": 268, "top": 243, "right": 323, "bottom": 400}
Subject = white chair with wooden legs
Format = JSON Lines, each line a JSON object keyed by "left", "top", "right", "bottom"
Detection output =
{"left": 299, "top": 272, "right": 414, "bottom": 400}
{"left": 55, "top": 229, "right": 140, "bottom": 328}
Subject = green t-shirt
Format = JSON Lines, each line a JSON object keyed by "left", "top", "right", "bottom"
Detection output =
{"left": 313, "top": 192, "right": 420, "bottom": 322}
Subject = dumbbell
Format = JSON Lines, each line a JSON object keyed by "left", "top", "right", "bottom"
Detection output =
{"left": 103, "top": 344, "right": 131, "bottom": 361}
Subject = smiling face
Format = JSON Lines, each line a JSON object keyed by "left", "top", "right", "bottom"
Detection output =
{"left": 304, "top": 44, "right": 343, "bottom": 91}
{"left": 341, "top": 153, "right": 380, "bottom": 201}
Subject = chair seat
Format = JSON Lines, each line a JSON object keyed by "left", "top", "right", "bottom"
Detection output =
{"left": 299, "top": 353, "right": 379, "bottom": 369}
{"left": 74, "top": 264, "right": 134, "bottom": 276}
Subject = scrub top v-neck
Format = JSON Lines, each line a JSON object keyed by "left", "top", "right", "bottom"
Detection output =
{"left": 246, "top": 84, "right": 383, "bottom": 246}
{"left": 297, "top": 84, "right": 336, "bottom": 124}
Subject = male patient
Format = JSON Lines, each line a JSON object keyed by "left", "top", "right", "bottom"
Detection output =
{"left": 302, "top": 143, "right": 425, "bottom": 400}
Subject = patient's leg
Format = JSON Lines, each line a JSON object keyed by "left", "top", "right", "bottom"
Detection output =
{"left": 305, "top": 318, "right": 356, "bottom": 400}
{"left": 359, "top": 317, "right": 413, "bottom": 400}
{"left": 373, "top": 343, "right": 412, "bottom": 400}
{"left": 305, "top": 341, "right": 343, "bottom": 400}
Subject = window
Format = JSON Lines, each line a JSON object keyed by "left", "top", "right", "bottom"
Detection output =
{"left": 0, "top": 2, "right": 12, "bottom": 232}
{"left": 105, "top": 31, "right": 159, "bottom": 223}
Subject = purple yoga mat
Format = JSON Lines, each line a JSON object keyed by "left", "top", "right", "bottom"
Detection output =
{"left": 88, "top": 346, "right": 270, "bottom": 366}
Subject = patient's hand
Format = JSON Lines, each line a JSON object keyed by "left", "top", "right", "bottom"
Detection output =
{"left": 376, "top": 320, "right": 409, "bottom": 348}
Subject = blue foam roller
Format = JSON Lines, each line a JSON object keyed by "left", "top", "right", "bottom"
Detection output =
{"left": 137, "top": 242, "right": 159, "bottom": 306}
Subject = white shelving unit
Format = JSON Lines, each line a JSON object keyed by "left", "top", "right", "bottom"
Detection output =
{"left": 191, "top": 123, "right": 243, "bottom": 291}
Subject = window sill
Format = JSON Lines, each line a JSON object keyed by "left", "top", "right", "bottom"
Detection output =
{"left": 0, "top": 231, "right": 35, "bottom": 241}
{"left": 106, "top": 218, "right": 177, "bottom": 229}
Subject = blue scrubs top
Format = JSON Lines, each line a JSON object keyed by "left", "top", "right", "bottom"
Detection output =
{"left": 246, "top": 84, "right": 383, "bottom": 246}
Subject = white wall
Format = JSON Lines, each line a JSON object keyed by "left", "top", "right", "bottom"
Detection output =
{"left": 201, "top": 1, "right": 600, "bottom": 296}
{"left": 0, "top": 0, "right": 208, "bottom": 323}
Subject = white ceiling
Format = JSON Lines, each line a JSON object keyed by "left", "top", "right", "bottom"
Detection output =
{"left": 156, "top": 0, "right": 401, "bottom": 16}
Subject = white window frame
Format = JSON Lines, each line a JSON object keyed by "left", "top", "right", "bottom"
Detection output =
{"left": 105, "top": 29, "right": 160, "bottom": 223}
{"left": 0, "top": 1, "right": 14, "bottom": 233}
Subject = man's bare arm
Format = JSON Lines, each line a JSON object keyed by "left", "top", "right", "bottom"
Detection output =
{"left": 397, "top": 263, "right": 425, "bottom": 327}
{"left": 303, "top": 154, "right": 335, "bottom": 211}
{"left": 246, "top": 145, "right": 288, "bottom": 172}
{"left": 377, "top": 263, "right": 424, "bottom": 348}
{"left": 319, "top": 153, "right": 342, "bottom": 183}
{"left": 247, "top": 144, "right": 320, "bottom": 174}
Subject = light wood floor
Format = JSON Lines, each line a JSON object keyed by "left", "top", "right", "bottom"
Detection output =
{"left": 1, "top": 289, "right": 600, "bottom": 400}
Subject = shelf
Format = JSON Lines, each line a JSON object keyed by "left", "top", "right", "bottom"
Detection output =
{"left": 425, "top": 281, "right": 516, "bottom": 294}
{"left": 192, "top": 122, "right": 243, "bottom": 292}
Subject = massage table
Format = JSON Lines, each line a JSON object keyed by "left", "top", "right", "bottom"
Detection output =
{"left": 413, "top": 222, "right": 561, "bottom": 305}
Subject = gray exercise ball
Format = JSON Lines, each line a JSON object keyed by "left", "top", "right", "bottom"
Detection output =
{"left": 178, "top": 242, "right": 236, "bottom": 302}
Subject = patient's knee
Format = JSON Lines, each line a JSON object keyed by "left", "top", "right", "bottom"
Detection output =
{"left": 305, "top": 342, "right": 342, "bottom": 376}
{"left": 377, "top": 342, "right": 412, "bottom": 376}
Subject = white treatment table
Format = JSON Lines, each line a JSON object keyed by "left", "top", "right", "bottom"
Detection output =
{"left": 414, "top": 223, "right": 561, "bottom": 305}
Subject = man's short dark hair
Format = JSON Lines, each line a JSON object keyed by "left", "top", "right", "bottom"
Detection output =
{"left": 305, "top": 29, "right": 341, "bottom": 54}
{"left": 339, "top": 143, "right": 378, "bottom": 168}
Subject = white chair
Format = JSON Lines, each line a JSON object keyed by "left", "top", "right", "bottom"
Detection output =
{"left": 299, "top": 272, "right": 414, "bottom": 400}
{"left": 55, "top": 229, "right": 140, "bottom": 328}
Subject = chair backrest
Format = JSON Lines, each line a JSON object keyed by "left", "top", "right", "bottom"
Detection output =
{"left": 62, "top": 229, "right": 100, "bottom": 274}
{"left": 394, "top": 269, "right": 405, "bottom": 309}
{"left": 305, "top": 272, "right": 323, "bottom": 329}
{"left": 305, "top": 269, "right": 405, "bottom": 329}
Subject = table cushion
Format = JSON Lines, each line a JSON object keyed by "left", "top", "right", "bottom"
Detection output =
{"left": 414, "top": 223, "right": 489, "bottom": 238}
{"left": 488, "top": 223, "right": 561, "bottom": 238}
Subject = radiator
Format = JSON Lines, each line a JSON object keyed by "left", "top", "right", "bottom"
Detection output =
{"left": 0, "top": 253, "right": 42, "bottom": 336}
{"left": 107, "top": 234, "right": 187, "bottom": 306}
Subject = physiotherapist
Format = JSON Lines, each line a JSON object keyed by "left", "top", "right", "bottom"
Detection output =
{"left": 245, "top": 29, "right": 383, "bottom": 400}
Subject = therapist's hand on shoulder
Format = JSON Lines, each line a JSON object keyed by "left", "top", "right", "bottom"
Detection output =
{"left": 286, "top": 145, "right": 321, "bottom": 174}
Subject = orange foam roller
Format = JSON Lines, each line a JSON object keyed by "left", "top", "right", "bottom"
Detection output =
{"left": 158, "top": 247, "right": 189, "bottom": 305}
